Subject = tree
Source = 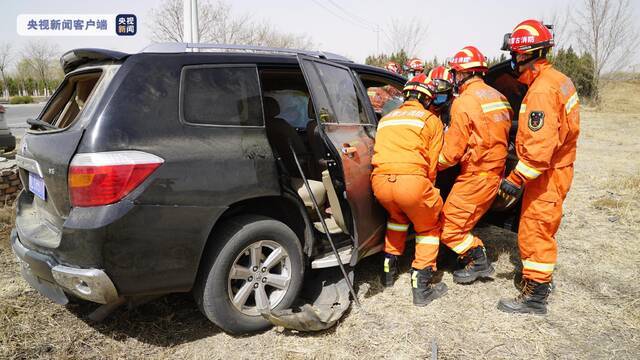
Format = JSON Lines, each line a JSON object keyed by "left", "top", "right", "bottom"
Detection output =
{"left": 23, "top": 40, "right": 59, "bottom": 97}
{"left": 365, "top": 49, "right": 409, "bottom": 70}
{"left": 149, "top": 0, "right": 313, "bottom": 49}
{"left": 487, "top": 53, "right": 507, "bottom": 67}
{"left": 0, "top": 42, "right": 12, "bottom": 100}
{"left": 552, "top": 46, "right": 595, "bottom": 98}
{"left": 14, "top": 59, "right": 36, "bottom": 96}
{"left": 384, "top": 17, "right": 428, "bottom": 57}
{"left": 573, "top": 0, "right": 639, "bottom": 102}
{"left": 543, "top": 5, "right": 573, "bottom": 49}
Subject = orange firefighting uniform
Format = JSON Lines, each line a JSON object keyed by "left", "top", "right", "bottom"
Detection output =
{"left": 437, "top": 78, "right": 513, "bottom": 254}
{"left": 371, "top": 100, "right": 444, "bottom": 270}
{"left": 507, "top": 59, "right": 580, "bottom": 283}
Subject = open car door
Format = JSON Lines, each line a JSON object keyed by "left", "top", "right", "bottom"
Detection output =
{"left": 297, "top": 55, "right": 385, "bottom": 262}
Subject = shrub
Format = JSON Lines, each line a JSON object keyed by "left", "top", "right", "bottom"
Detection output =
{"left": 551, "top": 47, "right": 595, "bottom": 99}
{"left": 9, "top": 96, "right": 34, "bottom": 104}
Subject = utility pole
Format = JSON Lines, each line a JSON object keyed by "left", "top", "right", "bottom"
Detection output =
{"left": 183, "top": 0, "right": 199, "bottom": 44}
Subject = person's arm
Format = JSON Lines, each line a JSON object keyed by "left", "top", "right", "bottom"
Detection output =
{"left": 505, "top": 91, "right": 560, "bottom": 187}
{"left": 424, "top": 115, "right": 444, "bottom": 182}
{"left": 437, "top": 101, "right": 471, "bottom": 170}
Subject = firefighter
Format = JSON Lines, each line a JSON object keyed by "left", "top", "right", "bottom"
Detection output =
{"left": 426, "top": 65, "right": 455, "bottom": 123}
{"left": 371, "top": 73, "right": 448, "bottom": 306}
{"left": 438, "top": 46, "right": 513, "bottom": 284}
{"left": 405, "top": 58, "right": 425, "bottom": 79}
{"left": 385, "top": 61, "right": 401, "bottom": 75}
{"left": 497, "top": 19, "right": 580, "bottom": 314}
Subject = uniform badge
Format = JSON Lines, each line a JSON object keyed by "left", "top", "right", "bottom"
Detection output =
{"left": 528, "top": 111, "right": 544, "bottom": 131}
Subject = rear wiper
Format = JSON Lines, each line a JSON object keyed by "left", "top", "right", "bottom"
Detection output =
{"left": 27, "top": 118, "right": 57, "bottom": 130}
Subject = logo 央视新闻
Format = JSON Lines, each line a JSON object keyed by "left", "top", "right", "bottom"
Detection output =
{"left": 115, "top": 14, "right": 136, "bottom": 36}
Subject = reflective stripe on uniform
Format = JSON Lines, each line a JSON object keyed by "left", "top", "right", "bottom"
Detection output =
{"left": 452, "top": 233, "right": 475, "bottom": 254}
{"left": 519, "top": 104, "right": 527, "bottom": 114}
{"left": 384, "top": 258, "right": 390, "bottom": 273}
{"left": 515, "top": 160, "right": 542, "bottom": 180}
{"left": 387, "top": 222, "right": 409, "bottom": 232}
{"left": 378, "top": 119, "right": 425, "bottom": 130}
{"left": 565, "top": 92, "right": 579, "bottom": 114}
{"left": 415, "top": 235, "right": 439, "bottom": 245}
{"left": 481, "top": 101, "right": 512, "bottom": 113}
{"left": 523, "top": 259, "right": 555, "bottom": 273}
{"left": 411, "top": 271, "right": 418, "bottom": 288}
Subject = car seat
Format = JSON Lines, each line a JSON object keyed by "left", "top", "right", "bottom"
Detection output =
{"left": 264, "top": 96, "right": 327, "bottom": 210}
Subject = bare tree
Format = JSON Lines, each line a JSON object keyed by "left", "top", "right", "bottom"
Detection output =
{"left": 23, "top": 40, "right": 59, "bottom": 97}
{"left": 150, "top": 0, "right": 313, "bottom": 49}
{"left": 0, "top": 43, "right": 12, "bottom": 99}
{"left": 150, "top": 0, "right": 227, "bottom": 42}
{"left": 574, "top": 0, "right": 639, "bottom": 102}
{"left": 384, "top": 17, "right": 428, "bottom": 57}
{"left": 543, "top": 5, "right": 572, "bottom": 49}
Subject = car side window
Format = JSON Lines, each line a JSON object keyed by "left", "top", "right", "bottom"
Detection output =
{"left": 360, "top": 74, "right": 404, "bottom": 118}
{"left": 304, "top": 62, "right": 368, "bottom": 125}
{"left": 181, "top": 65, "right": 263, "bottom": 126}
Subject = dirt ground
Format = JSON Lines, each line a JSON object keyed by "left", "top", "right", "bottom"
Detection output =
{"left": 1, "top": 81, "right": 639, "bottom": 359}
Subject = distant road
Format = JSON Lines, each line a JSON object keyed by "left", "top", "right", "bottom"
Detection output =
{"left": 3, "top": 103, "right": 46, "bottom": 137}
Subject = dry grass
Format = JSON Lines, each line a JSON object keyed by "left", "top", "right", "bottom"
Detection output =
{"left": 2, "top": 83, "right": 640, "bottom": 359}
{"left": 599, "top": 80, "right": 640, "bottom": 113}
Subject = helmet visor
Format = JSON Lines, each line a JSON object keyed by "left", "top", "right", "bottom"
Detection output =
{"left": 432, "top": 79, "right": 453, "bottom": 93}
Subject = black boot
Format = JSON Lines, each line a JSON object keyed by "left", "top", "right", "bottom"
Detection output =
{"left": 381, "top": 253, "right": 399, "bottom": 287}
{"left": 453, "top": 246, "right": 495, "bottom": 284}
{"left": 411, "top": 267, "right": 448, "bottom": 306}
{"left": 497, "top": 279, "right": 551, "bottom": 314}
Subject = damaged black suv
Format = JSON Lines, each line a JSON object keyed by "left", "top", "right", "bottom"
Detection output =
{"left": 12, "top": 43, "right": 522, "bottom": 334}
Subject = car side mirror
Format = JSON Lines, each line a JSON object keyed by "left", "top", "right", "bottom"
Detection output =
{"left": 500, "top": 33, "right": 511, "bottom": 51}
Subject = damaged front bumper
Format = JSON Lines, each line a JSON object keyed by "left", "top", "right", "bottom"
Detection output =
{"left": 11, "top": 229, "right": 119, "bottom": 305}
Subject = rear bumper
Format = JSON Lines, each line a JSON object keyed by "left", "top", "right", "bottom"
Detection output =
{"left": 11, "top": 229, "right": 119, "bottom": 304}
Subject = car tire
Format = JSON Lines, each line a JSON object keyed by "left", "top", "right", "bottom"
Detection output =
{"left": 194, "top": 215, "right": 305, "bottom": 334}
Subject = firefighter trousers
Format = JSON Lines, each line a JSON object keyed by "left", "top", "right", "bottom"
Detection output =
{"left": 440, "top": 171, "right": 501, "bottom": 255}
{"left": 519, "top": 165, "right": 574, "bottom": 283}
{"left": 371, "top": 174, "right": 443, "bottom": 270}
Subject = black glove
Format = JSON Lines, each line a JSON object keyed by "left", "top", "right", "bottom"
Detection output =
{"left": 498, "top": 178, "right": 522, "bottom": 198}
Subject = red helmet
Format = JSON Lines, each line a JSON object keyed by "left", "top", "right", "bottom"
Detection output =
{"left": 403, "top": 73, "right": 435, "bottom": 101}
{"left": 427, "top": 66, "right": 454, "bottom": 93}
{"left": 407, "top": 58, "right": 425, "bottom": 72}
{"left": 506, "top": 19, "right": 554, "bottom": 54}
{"left": 448, "top": 46, "right": 488, "bottom": 73}
{"left": 385, "top": 61, "right": 400, "bottom": 74}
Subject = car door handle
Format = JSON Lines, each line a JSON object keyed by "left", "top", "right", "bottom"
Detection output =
{"left": 341, "top": 144, "right": 357, "bottom": 157}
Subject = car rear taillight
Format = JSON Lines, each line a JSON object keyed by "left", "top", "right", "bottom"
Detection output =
{"left": 68, "top": 151, "right": 164, "bottom": 207}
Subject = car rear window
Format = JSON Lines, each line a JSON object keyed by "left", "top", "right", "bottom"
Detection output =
{"left": 181, "top": 66, "right": 263, "bottom": 127}
{"left": 37, "top": 70, "right": 103, "bottom": 130}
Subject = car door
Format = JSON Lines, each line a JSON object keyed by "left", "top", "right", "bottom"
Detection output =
{"left": 297, "top": 55, "right": 385, "bottom": 262}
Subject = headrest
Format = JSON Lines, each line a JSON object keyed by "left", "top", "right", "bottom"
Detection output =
{"left": 263, "top": 96, "right": 280, "bottom": 119}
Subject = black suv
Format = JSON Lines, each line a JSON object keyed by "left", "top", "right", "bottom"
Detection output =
{"left": 11, "top": 44, "right": 522, "bottom": 334}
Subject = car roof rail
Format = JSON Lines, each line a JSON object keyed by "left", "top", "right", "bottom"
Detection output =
{"left": 140, "top": 43, "right": 352, "bottom": 62}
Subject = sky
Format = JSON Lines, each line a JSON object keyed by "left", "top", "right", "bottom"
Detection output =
{"left": 2, "top": 0, "right": 640, "bottom": 71}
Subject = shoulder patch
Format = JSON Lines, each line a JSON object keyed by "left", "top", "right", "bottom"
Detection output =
{"left": 528, "top": 111, "right": 544, "bottom": 131}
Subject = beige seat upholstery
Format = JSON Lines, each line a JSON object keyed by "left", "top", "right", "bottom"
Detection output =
{"left": 313, "top": 217, "right": 343, "bottom": 234}
{"left": 322, "top": 170, "right": 349, "bottom": 234}
{"left": 291, "top": 178, "right": 326, "bottom": 209}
